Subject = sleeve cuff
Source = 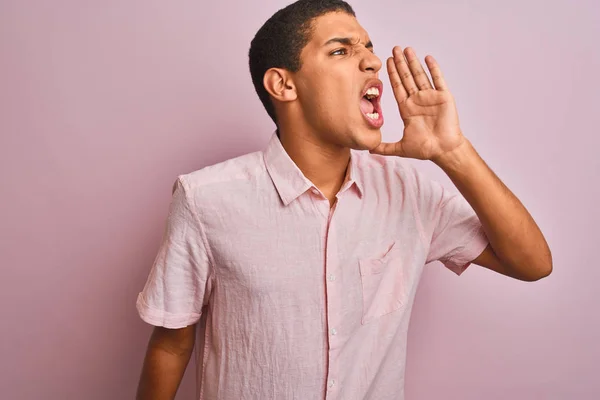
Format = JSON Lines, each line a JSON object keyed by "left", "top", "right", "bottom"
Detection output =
{"left": 443, "top": 225, "right": 489, "bottom": 276}
{"left": 136, "top": 293, "right": 201, "bottom": 329}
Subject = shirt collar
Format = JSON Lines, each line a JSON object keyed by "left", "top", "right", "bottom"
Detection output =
{"left": 263, "top": 131, "right": 363, "bottom": 206}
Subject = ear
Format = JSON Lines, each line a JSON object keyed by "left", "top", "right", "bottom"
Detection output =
{"left": 263, "top": 68, "right": 297, "bottom": 103}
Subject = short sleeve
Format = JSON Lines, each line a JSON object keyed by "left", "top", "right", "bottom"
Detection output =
{"left": 136, "top": 176, "right": 213, "bottom": 329}
{"left": 411, "top": 166, "right": 489, "bottom": 276}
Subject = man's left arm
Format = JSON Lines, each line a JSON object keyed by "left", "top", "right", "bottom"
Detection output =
{"left": 369, "top": 45, "right": 552, "bottom": 281}
{"left": 434, "top": 140, "right": 552, "bottom": 281}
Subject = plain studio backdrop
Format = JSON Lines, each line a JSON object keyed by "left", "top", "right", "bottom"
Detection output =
{"left": 1, "top": 0, "right": 598, "bottom": 399}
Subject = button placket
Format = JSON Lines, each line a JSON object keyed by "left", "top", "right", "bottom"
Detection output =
{"left": 324, "top": 201, "right": 341, "bottom": 396}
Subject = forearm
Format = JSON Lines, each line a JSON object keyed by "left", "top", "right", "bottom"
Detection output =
{"left": 433, "top": 139, "right": 552, "bottom": 279}
{"left": 136, "top": 328, "right": 195, "bottom": 400}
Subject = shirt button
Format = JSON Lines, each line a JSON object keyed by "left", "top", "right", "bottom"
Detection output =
{"left": 328, "top": 274, "right": 336, "bottom": 281}
{"left": 330, "top": 328, "right": 337, "bottom": 336}
{"left": 328, "top": 379, "right": 336, "bottom": 388}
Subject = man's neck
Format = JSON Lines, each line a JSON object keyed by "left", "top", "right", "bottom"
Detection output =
{"left": 277, "top": 127, "right": 351, "bottom": 202}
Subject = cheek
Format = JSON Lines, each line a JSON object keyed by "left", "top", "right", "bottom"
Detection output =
{"left": 298, "top": 68, "right": 360, "bottom": 121}
{"left": 316, "top": 81, "right": 355, "bottom": 110}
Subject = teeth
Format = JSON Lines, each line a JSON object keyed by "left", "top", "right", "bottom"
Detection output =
{"left": 366, "top": 112, "right": 379, "bottom": 120}
{"left": 365, "top": 87, "right": 380, "bottom": 99}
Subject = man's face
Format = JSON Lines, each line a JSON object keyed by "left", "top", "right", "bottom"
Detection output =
{"left": 293, "top": 12, "right": 384, "bottom": 150}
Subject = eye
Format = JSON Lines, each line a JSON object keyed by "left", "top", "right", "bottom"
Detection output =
{"left": 330, "top": 48, "right": 347, "bottom": 56}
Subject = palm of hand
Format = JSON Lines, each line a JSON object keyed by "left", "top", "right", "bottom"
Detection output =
{"left": 370, "top": 46, "right": 466, "bottom": 161}
{"left": 399, "top": 89, "right": 463, "bottom": 160}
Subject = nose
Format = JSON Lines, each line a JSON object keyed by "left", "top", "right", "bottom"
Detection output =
{"left": 359, "top": 50, "right": 382, "bottom": 74}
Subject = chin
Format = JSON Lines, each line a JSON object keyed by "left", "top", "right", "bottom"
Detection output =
{"left": 353, "top": 128, "right": 382, "bottom": 151}
{"left": 348, "top": 129, "right": 381, "bottom": 150}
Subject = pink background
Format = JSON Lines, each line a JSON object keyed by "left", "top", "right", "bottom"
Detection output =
{"left": 1, "top": 0, "right": 598, "bottom": 399}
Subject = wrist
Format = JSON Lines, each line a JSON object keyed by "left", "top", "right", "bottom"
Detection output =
{"left": 432, "top": 138, "right": 477, "bottom": 173}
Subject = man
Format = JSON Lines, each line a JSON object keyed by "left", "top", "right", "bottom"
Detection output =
{"left": 135, "top": 0, "right": 552, "bottom": 399}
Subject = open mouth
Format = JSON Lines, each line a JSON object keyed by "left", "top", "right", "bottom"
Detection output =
{"left": 360, "top": 82, "right": 384, "bottom": 128}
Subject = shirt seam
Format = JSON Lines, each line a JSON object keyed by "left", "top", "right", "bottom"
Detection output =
{"left": 178, "top": 175, "right": 218, "bottom": 286}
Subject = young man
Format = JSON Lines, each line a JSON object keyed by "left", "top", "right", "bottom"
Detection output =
{"left": 135, "top": 0, "right": 552, "bottom": 399}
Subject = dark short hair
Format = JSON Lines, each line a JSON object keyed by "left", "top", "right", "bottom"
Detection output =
{"left": 248, "top": 0, "right": 355, "bottom": 130}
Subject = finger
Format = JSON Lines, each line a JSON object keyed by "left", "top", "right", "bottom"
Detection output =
{"left": 424, "top": 55, "right": 448, "bottom": 91}
{"left": 387, "top": 57, "right": 408, "bottom": 104}
{"left": 369, "top": 141, "right": 406, "bottom": 157}
{"left": 392, "top": 46, "right": 419, "bottom": 96}
{"left": 404, "top": 47, "right": 433, "bottom": 91}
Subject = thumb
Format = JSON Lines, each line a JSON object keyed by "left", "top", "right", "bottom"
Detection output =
{"left": 369, "top": 140, "right": 405, "bottom": 157}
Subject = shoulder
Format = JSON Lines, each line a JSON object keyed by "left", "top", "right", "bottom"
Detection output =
{"left": 176, "top": 150, "right": 265, "bottom": 193}
{"left": 356, "top": 151, "right": 451, "bottom": 213}
{"left": 355, "top": 150, "right": 424, "bottom": 189}
{"left": 184, "top": 151, "right": 265, "bottom": 186}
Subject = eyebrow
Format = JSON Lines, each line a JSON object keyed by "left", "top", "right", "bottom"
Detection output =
{"left": 323, "top": 37, "right": 373, "bottom": 49}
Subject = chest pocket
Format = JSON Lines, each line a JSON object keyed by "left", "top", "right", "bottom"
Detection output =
{"left": 358, "top": 240, "right": 408, "bottom": 325}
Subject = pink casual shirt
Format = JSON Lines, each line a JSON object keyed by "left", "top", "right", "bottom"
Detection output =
{"left": 137, "top": 132, "right": 489, "bottom": 400}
